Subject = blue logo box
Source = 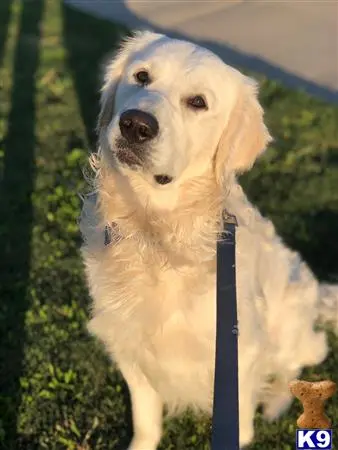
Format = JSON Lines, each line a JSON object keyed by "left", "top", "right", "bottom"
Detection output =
{"left": 296, "top": 429, "right": 332, "bottom": 450}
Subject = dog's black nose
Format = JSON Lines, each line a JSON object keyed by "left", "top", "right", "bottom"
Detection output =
{"left": 119, "top": 109, "right": 159, "bottom": 144}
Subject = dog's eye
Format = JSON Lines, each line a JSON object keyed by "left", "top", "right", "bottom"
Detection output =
{"left": 134, "top": 70, "right": 151, "bottom": 86}
{"left": 187, "top": 95, "right": 207, "bottom": 110}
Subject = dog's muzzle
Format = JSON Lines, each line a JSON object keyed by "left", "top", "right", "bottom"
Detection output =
{"left": 117, "top": 109, "right": 173, "bottom": 185}
{"left": 115, "top": 109, "right": 159, "bottom": 167}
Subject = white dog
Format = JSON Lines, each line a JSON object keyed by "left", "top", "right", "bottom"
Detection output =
{"left": 80, "top": 31, "right": 338, "bottom": 449}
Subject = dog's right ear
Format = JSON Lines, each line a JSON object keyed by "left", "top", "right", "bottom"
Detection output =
{"left": 97, "top": 30, "right": 162, "bottom": 132}
{"left": 97, "top": 37, "right": 130, "bottom": 132}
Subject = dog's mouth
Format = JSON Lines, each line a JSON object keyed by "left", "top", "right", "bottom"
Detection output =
{"left": 115, "top": 138, "right": 173, "bottom": 185}
{"left": 115, "top": 138, "right": 143, "bottom": 167}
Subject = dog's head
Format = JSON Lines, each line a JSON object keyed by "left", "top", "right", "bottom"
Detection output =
{"left": 98, "top": 31, "right": 272, "bottom": 188}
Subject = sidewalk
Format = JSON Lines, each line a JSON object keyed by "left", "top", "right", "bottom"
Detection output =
{"left": 65, "top": 0, "right": 338, "bottom": 103}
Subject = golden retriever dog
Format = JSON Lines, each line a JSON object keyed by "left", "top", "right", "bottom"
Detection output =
{"left": 80, "top": 31, "right": 338, "bottom": 449}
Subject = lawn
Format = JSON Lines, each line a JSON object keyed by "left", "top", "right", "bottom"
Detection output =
{"left": 0, "top": 0, "right": 337, "bottom": 449}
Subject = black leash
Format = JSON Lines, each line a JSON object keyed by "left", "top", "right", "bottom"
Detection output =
{"left": 211, "top": 213, "right": 239, "bottom": 450}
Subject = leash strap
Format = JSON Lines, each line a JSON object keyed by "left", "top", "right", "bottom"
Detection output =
{"left": 211, "top": 213, "right": 239, "bottom": 450}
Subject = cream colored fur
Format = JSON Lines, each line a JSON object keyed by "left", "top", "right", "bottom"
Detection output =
{"left": 80, "top": 31, "right": 338, "bottom": 449}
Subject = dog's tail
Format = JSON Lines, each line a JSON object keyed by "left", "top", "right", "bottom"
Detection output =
{"left": 318, "top": 284, "right": 338, "bottom": 333}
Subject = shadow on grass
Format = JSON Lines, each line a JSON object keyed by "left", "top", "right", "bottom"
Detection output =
{"left": 0, "top": 0, "right": 12, "bottom": 68}
{"left": 0, "top": 0, "right": 44, "bottom": 446}
{"left": 62, "top": 4, "right": 129, "bottom": 149}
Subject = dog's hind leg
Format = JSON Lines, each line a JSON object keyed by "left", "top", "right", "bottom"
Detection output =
{"left": 262, "top": 370, "right": 300, "bottom": 421}
{"left": 261, "top": 274, "right": 332, "bottom": 422}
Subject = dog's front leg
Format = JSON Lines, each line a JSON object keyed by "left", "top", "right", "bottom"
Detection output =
{"left": 119, "top": 362, "right": 163, "bottom": 450}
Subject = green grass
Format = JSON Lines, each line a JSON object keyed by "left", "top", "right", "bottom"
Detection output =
{"left": 0, "top": 0, "right": 337, "bottom": 448}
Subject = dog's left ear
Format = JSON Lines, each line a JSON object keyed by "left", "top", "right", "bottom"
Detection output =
{"left": 214, "top": 76, "right": 272, "bottom": 184}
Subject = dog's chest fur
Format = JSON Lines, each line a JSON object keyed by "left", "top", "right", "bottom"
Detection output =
{"left": 80, "top": 184, "right": 268, "bottom": 411}
{"left": 85, "top": 229, "right": 219, "bottom": 410}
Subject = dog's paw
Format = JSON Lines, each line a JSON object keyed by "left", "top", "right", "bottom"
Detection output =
{"left": 239, "top": 425, "right": 254, "bottom": 448}
{"left": 127, "top": 436, "right": 159, "bottom": 450}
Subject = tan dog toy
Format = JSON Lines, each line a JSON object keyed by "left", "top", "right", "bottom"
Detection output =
{"left": 289, "top": 379, "right": 336, "bottom": 429}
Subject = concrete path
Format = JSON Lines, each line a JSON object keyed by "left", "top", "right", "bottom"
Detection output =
{"left": 65, "top": 0, "right": 338, "bottom": 103}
